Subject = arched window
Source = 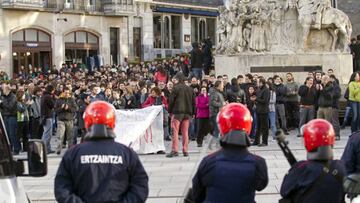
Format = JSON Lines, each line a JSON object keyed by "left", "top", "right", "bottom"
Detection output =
{"left": 64, "top": 31, "right": 99, "bottom": 64}
{"left": 199, "top": 19, "right": 207, "bottom": 43}
{"left": 12, "top": 28, "right": 52, "bottom": 75}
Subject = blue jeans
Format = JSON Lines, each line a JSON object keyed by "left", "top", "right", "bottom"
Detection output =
{"left": 4, "top": 116, "right": 20, "bottom": 152}
{"left": 249, "top": 111, "right": 257, "bottom": 139}
{"left": 341, "top": 106, "right": 351, "bottom": 128}
{"left": 192, "top": 68, "right": 203, "bottom": 80}
{"left": 188, "top": 118, "right": 196, "bottom": 139}
{"left": 351, "top": 101, "right": 360, "bottom": 133}
{"left": 211, "top": 116, "right": 219, "bottom": 138}
{"left": 268, "top": 112, "right": 277, "bottom": 139}
{"left": 42, "top": 118, "right": 53, "bottom": 152}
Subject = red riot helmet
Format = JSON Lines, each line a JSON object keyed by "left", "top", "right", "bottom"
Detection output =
{"left": 83, "top": 101, "right": 116, "bottom": 140}
{"left": 303, "top": 119, "right": 335, "bottom": 161}
{"left": 217, "top": 103, "right": 253, "bottom": 147}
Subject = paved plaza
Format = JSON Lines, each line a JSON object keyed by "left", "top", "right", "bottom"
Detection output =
{"left": 19, "top": 128, "right": 353, "bottom": 203}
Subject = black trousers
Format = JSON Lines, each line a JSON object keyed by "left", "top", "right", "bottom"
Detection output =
{"left": 255, "top": 113, "right": 269, "bottom": 145}
{"left": 196, "top": 118, "right": 210, "bottom": 145}
{"left": 30, "top": 117, "right": 43, "bottom": 139}
{"left": 285, "top": 101, "right": 300, "bottom": 129}
{"left": 17, "top": 121, "right": 29, "bottom": 151}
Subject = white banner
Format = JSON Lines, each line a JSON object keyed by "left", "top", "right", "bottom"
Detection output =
{"left": 114, "top": 106, "right": 166, "bottom": 154}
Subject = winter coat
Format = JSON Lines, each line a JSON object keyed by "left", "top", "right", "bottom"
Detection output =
{"left": 0, "top": 92, "right": 17, "bottom": 117}
{"left": 54, "top": 96, "right": 78, "bottom": 121}
{"left": 210, "top": 89, "right": 225, "bottom": 117}
{"left": 41, "top": 91, "right": 55, "bottom": 119}
{"left": 256, "top": 86, "right": 270, "bottom": 114}
{"left": 196, "top": 94, "right": 210, "bottom": 119}
{"left": 274, "top": 84, "right": 287, "bottom": 104}
{"left": 226, "top": 85, "right": 246, "bottom": 104}
{"left": 298, "top": 85, "right": 317, "bottom": 106}
{"left": 317, "top": 82, "right": 334, "bottom": 108}
{"left": 168, "top": 83, "right": 196, "bottom": 116}
{"left": 142, "top": 96, "right": 168, "bottom": 110}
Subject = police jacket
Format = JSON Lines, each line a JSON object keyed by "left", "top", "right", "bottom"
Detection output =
{"left": 192, "top": 147, "right": 268, "bottom": 203}
{"left": 280, "top": 160, "right": 346, "bottom": 203}
{"left": 54, "top": 136, "right": 149, "bottom": 203}
{"left": 341, "top": 131, "right": 360, "bottom": 174}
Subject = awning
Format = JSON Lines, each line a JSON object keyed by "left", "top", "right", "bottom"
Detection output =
{"left": 154, "top": 7, "right": 219, "bottom": 17}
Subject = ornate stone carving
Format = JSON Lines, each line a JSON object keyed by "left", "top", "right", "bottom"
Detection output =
{"left": 216, "top": 0, "right": 353, "bottom": 55}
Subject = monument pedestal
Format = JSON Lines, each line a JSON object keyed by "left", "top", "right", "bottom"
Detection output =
{"left": 215, "top": 53, "right": 353, "bottom": 84}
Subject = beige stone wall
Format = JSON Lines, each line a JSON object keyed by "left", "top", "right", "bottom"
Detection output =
{"left": 0, "top": 9, "right": 129, "bottom": 76}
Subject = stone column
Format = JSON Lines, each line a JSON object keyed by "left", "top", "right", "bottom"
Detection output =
{"left": 182, "top": 14, "right": 192, "bottom": 53}
{"left": 142, "top": 3, "right": 154, "bottom": 61}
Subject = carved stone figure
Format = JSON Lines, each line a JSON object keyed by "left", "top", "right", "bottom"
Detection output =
{"left": 216, "top": 0, "right": 352, "bottom": 54}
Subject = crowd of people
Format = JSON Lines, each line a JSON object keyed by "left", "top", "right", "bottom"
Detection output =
{"left": 0, "top": 39, "right": 360, "bottom": 156}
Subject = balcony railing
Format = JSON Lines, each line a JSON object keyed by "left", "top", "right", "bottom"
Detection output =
{"left": 103, "top": 0, "right": 134, "bottom": 14}
{"left": 1, "top": 0, "right": 46, "bottom": 8}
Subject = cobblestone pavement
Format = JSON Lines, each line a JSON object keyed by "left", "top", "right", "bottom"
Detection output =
{"left": 19, "top": 127, "right": 353, "bottom": 203}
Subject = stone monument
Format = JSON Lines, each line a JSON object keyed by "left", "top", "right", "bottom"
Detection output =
{"left": 215, "top": 0, "right": 353, "bottom": 84}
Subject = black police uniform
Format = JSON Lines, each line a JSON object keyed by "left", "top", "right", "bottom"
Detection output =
{"left": 280, "top": 160, "right": 346, "bottom": 203}
{"left": 341, "top": 131, "right": 360, "bottom": 174}
{"left": 192, "top": 147, "right": 268, "bottom": 203}
{"left": 54, "top": 128, "right": 149, "bottom": 203}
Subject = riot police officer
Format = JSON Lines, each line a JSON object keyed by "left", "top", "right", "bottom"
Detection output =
{"left": 192, "top": 103, "right": 268, "bottom": 203}
{"left": 54, "top": 101, "right": 149, "bottom": 203}
{"left": 280, "top": 119, "right": 346, "bottom": 203}
{"left": 341, "top": 130, "right": 360, "bottom": 174}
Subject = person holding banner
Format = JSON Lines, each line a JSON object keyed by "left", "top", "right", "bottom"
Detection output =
{"left": 167, "top": 72, "right": 196, "bottom": 158}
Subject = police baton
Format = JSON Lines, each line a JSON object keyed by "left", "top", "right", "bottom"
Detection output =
{"left": 276, "top": 130, "right": 298, "bottom": 166}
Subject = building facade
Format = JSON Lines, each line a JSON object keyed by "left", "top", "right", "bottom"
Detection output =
{"left": 0, "top": 0, "right": 220, "bottom": 76}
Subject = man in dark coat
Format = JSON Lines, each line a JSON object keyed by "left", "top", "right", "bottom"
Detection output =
{"left": 253, "top": 78, "right": 270, "bottom": 146}
{"left": 167, "top": 72, "right": 196, "bottom": 157}
{"left": 41, "top": 84, "right": 55, "bottom": 153}
{"left": 190, "top": 42, "right": 204, "bottom": 80}
{"left": 202, "top": 38, "right": 213, "bottom": 75}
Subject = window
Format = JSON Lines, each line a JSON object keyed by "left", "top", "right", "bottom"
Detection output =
{"left": 88, "top": 33, "right": 98, "bottom": 43}
{"left": 191, "top": 17, "right": 216, "bottom": 45}
{"left": 171, "top": 16, "right": 181, "bottom": 49}
{"left": 64, "top": 32, "right": 75, "bottom": 43}
{"left": 153, "top": 15, "right": 162, "bottom": 48}
{"left": 153, "top": 14, "right": 182, "bottom": 49}
{"left": 76, "top": 31, "right": 87, "bottom": 43}
{"left": 38, "top": 31, "right": 50, "bottom": 42}
{"left": 12, "top": 31, "right": 24, "bottom": 41}
{"left": 25, "top": 29, "right": 37, "bottom": 42}
{"left": 164, "top": 16, "right": 170, "bottom": 49}
{"left": 110, "top": 27, "right": 119, "bottom": 65}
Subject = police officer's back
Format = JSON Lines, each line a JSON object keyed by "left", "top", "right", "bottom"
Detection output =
{"left": 54, "top": 101, "right": 149, "bottom": 203}
{"left": 280, "top": 119, "right": 346, "bottom": 203}
{"left": 192, "top": 104, "right": 268, "bottom": 203}
{"left": 341, "top": 130, "right": 360, "bottom": 174}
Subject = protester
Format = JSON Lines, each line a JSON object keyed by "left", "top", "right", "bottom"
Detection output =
{"left": 226, "top": 77, "right": 246, "bottom": 104}
{"left": 41, "top": 84, "right": 55, "bottom": 154}
{"left": 246, "top": 85, "right": 257, "bottom": 140}
{"left": 298, "top": 77, "right": 317, "bottom": 137}
{"left": 54, "top": 87, "right": 78, "bottom": 155}
{"left": 285, "top": 73, "right": 299, "bottom": 130}
{"left": 253, "top": 78, "right": 270, "bottom": 147}
{"left": 330, "top": 75, "right": 341, "bottom": 140}
{"left": 30, "top": 86, "right": 43, "bottom": 139}
{"left": 16, "top": 90, "right": 30, "bottom": 152}
{"left": 274, "top": 75, "right": 289, "bottom": 135}
{"left": 268, "top": 82, "right": 277, "bottom": 140}
{"left": 209, "top": 80, "right": 226, "bottom": 149}
{"left": 349, "top": 72, "right": 360, "bottom": 133}
{"left": 167, "top": 73, "right": 195, "bottom": 158}
{"left": 316, "top": 75, "right": 334, "bottom": 122}
{"left": 195, "top": 87, "right": 210, "bottom": 147}
{"left": 190, "top": 42, "right": 204, "bottom": 79}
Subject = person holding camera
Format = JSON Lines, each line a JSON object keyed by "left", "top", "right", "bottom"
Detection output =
{"left": 54, "top": 86, "right": 78, "bottom": 155}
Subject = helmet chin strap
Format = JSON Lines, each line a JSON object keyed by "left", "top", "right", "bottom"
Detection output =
{"left": 220, "top": 130, "right": 250, "bottom": 147}
{"left": 307, "top": 146, "right": 334, "bottom": 161}
{"left": 83, "top": 124, "right": 116, "bottom": 141}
